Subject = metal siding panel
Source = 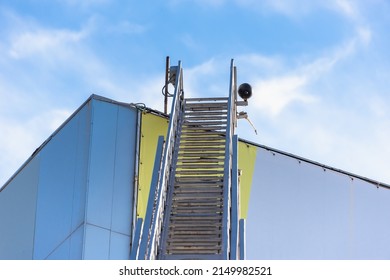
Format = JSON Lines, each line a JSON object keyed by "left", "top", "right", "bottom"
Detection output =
{"left": 109, "top": 231, "right": 131, "bottom": 260}
{"left": 111, "top": 106, "right": 137, "bottom": 235}
{"left": 86, "top": 100, "right": 117, "bottom": 229}
{"left": 34, "top": 104, "right": 89, "bottom": 259}
{"left": 246, "top": 146, "right": 390, "bottom": 260}
{"left": 0, "top": 156, "right": 40, "bottom": 260}
{"left": 83, "top": 224, "right": 110, "bottom": 259}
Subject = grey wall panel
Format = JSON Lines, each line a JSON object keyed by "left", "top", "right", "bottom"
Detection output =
{"left": 83, "top": 224, "right": 110, "bottom": 260}
{"left": 109, "top": 232, "right": 131, "bottom": 260}
{"left": 86, "top": 100, "right": 118, "bottom": 229}
{"left": 246, "top": 147, "right": 390, "bottom": 259}
{"left": 85, "top": 100, "right": 137, "bottom": 259}
{"left": 33, "top": 103, "right": 90, "bottom": 259}
{"left": 46, "top": 225, "right": 84, "bottom": 259}
{"left": 0, "top": 156, "right": 40, "bottom": 260}
{"left": 110, "top": 106, "right": 137, "bottom": 235}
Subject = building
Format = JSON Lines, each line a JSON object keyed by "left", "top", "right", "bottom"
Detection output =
{"left": 2, "top": 71, "right": 390, "bottom": 260}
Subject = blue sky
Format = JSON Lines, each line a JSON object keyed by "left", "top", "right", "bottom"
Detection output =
{"left": 1, "top": 0, "right": 390, "bottom": 187}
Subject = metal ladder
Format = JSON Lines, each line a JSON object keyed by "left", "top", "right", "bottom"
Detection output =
{"left": 131, "top": 60, "right": 244, "bottom": 260}
{"left": 158, "top": 97, "right": 229, "bottom": 259}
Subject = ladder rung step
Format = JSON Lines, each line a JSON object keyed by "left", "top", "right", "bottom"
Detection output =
{"left": 185, "top": 97, "right": 228, "bottom": 102}
{"left": 166, "top": 242, "right": 221, "bottom": 247}
{"left": 165, "top": 245, "right": 221, "bottom": 249}
{"left": 172, "top": 204, "right": 223, "bottom": 209}
{"left": 173, "top": 187, "right": 223, "bottom": 192}
{"left": 175, "top": 171, "right": 224, "bottom": 175}
{"left": 177, "top": 158, "right": 223, "bottom": 163}
{"left": 183, "top": 121, "right": 227, "bottom": 126}
{"left": 170, "top": 213, "right": 222, "bottom": 219}
{"left": 184, "top": 110, "right": 227, "bottom": 114}
{"left": 170, "top": 210, "right": 222, "bottom": 215}
{"left": 179, "top": 143, "right": 225, "bottom": 148}
{"left": 185, "top": 109, "right": 227, "bottom": 113}
{"left": 171, "top": 207, "right": 223, "bottom": 212}
{"left": 169, "top": 221, "right": 222, "bottom": 226}
{"left": 172, "top": 196, "right": 223, "bottom": 201}
{"left": 165, "top": 250, "right": 221, "bottom": 255}
{"left": 174, "top": 185, "right": 223, "bottom": 190}
{"left": 179, "top": 154, "right": 225, "bottom": 160}
{"left": 171, "top": 209, "right": 222, "bottom": 214}
{"left": 174, "top": 179, "right": 223, "bottom": 184}
{"left": 167, "top": 239, "right": 221, "bottom": 244}
{"left": 174, "top": 185, "right": 223, "bottom": 189}
{"left": 180, "top": 137, "right": 225, "bottom": 141}
{"left": 170, "top": 212, "right": 222, "bottom": 217}
{"left": 179, "top": 147, "right": 225, "bottom": 151}
{"left": 168, "top": 229, "right": 221, "bottom": 234}
{"left": 185, "top": 101, "right": 228, "bottom": 106}
{"left": 181, "top": 125, "right": 226, "bottom": 130}
{"left": 184, "top": 116, "right": 227, "bottom": 121}
{"left": 176, "top": 163, "right": 224, "bottom": 168}
{"left": 169, "top": 228, "right": 221, "bottom": 232}
{"left": 168, "top": 224, "right": 222, "bottom": 229}
{"left": 175, "top": 176, "right": 223, "bottom": 182}
{"left": 165, "top": 252, "right": 221, "bottom": 256}
{"left": 180, "top": 137, "right": 226, "bottom": 143}
{"left": 181, "top": 130, "right": 225, "bottom": 135}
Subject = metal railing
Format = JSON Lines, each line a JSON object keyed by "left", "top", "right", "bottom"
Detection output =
{"left": 221, "top": 59, "right": 238, "bottom": 259}
{"left": 134, "top": 61, "right": 184, "bottom": 259}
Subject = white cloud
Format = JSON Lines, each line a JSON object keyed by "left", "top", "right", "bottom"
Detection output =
{"left": 251, "top": 75, "right": 316, "bottom": 117}
{"left": 8, "top": 28, "right": 86, "bottom": 59}
{"left": 0, "top": 109, "right": 71, "bottom": 186}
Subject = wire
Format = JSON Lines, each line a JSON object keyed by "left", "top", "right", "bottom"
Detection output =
{"left": 162, "top": 84, "right": 173, "bottom": 97}
{"left": 130, "top": 102, "right": 147, "bottom": 112}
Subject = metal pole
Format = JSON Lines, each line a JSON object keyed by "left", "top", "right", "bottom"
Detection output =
{"left": 164, "top": 56, "right": 170, "bottom": 114}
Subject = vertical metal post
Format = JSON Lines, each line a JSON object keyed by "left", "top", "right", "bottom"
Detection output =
{"left": 164, "top": 56, "right": 170, "bottom": 114}
{"left": 138, "top": 136, "right": 165, "bottom": 259}
{"left": 130, "top": 218, "right": 143, "bottom": 259}
{"left": 239, "top": 219, "right": 246, "bottom": 260}
{"left": 230, "top": 135, "right": 239, "bottom": 259}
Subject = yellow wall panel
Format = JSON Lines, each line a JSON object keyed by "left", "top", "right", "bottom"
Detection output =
{"left": 238, "top": 141, "right": 257, "bottom": 219}
{"left": 137, "top": 112, "right": 168, "bottom": 218}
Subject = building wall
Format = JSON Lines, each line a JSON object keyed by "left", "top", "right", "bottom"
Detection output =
{"left": 246, "top": 146, "right": 390, "bottom": 259}
{"left": 0, "top": 96, "right": 138, "bottom": 260}
{"left": 0, "top": 156, "right": 39, "bottom": 259}
{"left": 2, "top": 95, "right": 390, "bottom": 260}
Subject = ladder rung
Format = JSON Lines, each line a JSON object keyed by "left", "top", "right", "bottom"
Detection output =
{"left": 177, "top": 158, "right": 223, "bottom": 163}
{"left": 184, "top": 116, "right": 227, "bottom": 121}
{"left": 181, "top": 125, "right": 227, "bottom": 131}
{"left": 179, "top": 142, "right": 225, "bottom": 147}
{"left": 185, "top": 101, "right": 228, "bottom": 107}
{"left": 183, "top": 121, "right": 227, "bottom": 126}
{"left": 184, "top": 112, "right": 227, "bottom": 118}
{"left": 180, "top": 130, "right": 226, "bottom": 135}
{"left": 180, "top": 136, "right": 225, "bottom": 140}
{"left": 179, "top": 146, "right": 225, "bottom": 151}
{"left": 185, "top": 97, "right": 228, "bottom": 102}
{"left": 176, "top": 163, "right": 224, "bottom": 168}
{"left": 175, "top": 176, "right": 223, "bottom": 182}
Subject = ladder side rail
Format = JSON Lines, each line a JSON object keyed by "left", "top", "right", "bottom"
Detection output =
{"left": 137, "top": 136, "right": 165, "bottom": 259}
{"left": 239, "top": 219, "right": 246, "bottom": 260}
{"left": 158, "top": 102, "right": 186, "bottom": 259}
{"left": 230, "top": 135, "right": 239, "bottom": 259}
{"left": 130, "top": 218, "right": 144, "bottom": 259}
{"left": 222, "top": 59, "right": 236, "bottom": 259}
{"left": 147, "top": 62, "right": 184, "bottom": 259}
